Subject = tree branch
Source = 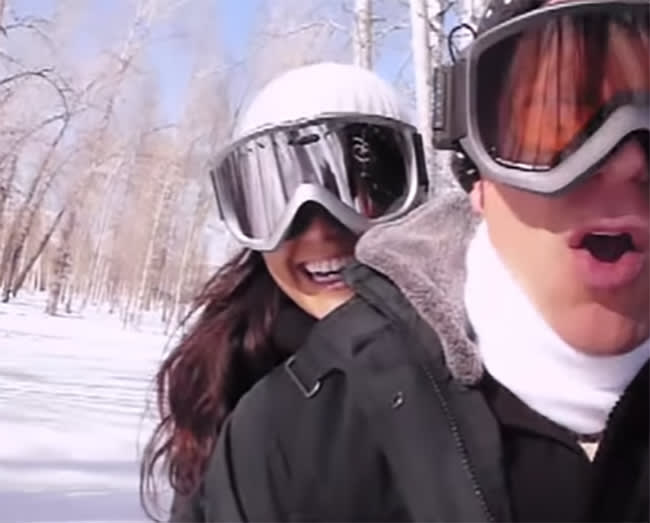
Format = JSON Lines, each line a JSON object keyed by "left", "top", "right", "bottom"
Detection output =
{"left": 261, "top": 19, "right": 345, "bottom": 38}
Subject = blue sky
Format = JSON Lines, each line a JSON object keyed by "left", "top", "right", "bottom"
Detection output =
{"left": 13, "top": 1, "right": 461, "bottom": 122}
{"left": 221, "top": 0, "right": 263, "bottom": 61}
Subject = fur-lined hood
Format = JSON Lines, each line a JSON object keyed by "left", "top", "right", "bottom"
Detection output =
{"left": 355, "top": 191, "right": 483, "bottom": 385}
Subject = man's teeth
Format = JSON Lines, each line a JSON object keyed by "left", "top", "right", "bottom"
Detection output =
{"left": 304, "top": 256, "right": 354, "bottom": 275}
{"left": 591, "top": 231, "right": 623, "bottom": 236}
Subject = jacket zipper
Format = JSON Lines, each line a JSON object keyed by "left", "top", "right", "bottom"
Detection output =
{"left": 419, "top": 359, "right": 496, "bottom": 522}
{"left": 354, "top": 274, "right": 497, "bottom": 521}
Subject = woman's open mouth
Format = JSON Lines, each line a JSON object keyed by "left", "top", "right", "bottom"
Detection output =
{"left": 301, "top": 256, "right": 354, "bottom": 289}
{"left": 569, "top": 225, "right": 648, "bottom": 290}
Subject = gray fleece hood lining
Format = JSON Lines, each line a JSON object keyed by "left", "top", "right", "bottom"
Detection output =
{"left": 355, "top": 191, "right": 483, "bottom": 385}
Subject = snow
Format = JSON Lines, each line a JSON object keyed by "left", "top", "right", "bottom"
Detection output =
{"left": 0, "top": 294, "right": 174, "bottom": 522}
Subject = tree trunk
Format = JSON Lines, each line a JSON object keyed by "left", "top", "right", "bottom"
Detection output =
{"left": 11, "top": 207, "right": 65, "bottom": 297}
{"left": 81, "top": 156, "right": 126, "bottom": 309}
{"left": 65, "top": 284, "right": 74, "bottom": 314}
{"left": 353, "top": 0, "right": 373, "bottom": 69}
{"left": 123, "top": 287, "right": 136, "bottom": 328}
{"left": 133, "top": 172, "right": 174, "bottom": 326}
{"left": 91, "top": 259, "right": 108, "bottom": 306}
{"left": 0, "top": 117, "right": 69, "bottom": 298}
{"left": 46, "top": 210, "right": 75, "bottom": 316}
{"left": 0, "top": 154, "right": 18, "bottom": 241}
{"left": 1, "top": 169, "right": 66, "bottom": 300}
{"left": 166, "top": 224, "right": 194, "bottom": 332}
{"left": 108, "top": 279, "right": 121, "bottom": 315}
{"left": 410, "top": 0, "right": 435, "bottom": 192}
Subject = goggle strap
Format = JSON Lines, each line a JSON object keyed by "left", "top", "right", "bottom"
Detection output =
{"left": 433, "top": 64, "right": 468, "bottom": 150}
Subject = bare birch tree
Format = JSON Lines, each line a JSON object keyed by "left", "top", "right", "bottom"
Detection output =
{"left": 1, "top": 110, "right": 71, "bottom": 301}
{"left": 45, "top": 208, "right": 75, "bottom": 315}
{"left": 11, "top": 206, "right": 65, "bottom": 297}
{"left": 410, "top": 0, "right": 435, "bottom": 190}
{"left": 45, "top": 0, "right": 186, "bottom": 315}
{"left": 353, "top": 0, "right": 373, "bottom": 68}
{"left": 132, "top": 148, "right": 178, "bottom": 326}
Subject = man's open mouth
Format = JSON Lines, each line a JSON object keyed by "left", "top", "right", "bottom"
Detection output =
{"left": 578, "top": 232, "right": 638, "bottom": 263}
{"left": 569, "top": 224, "right": 647, "bottom": 289}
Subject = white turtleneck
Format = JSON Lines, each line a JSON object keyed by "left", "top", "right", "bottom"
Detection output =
{"left": 464, "top": 221, "right": 649, "bottom": 436}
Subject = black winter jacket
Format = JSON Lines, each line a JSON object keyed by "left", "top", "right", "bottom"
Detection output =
{"left": 173, "top": 192, "right": 648, "bottom": 522}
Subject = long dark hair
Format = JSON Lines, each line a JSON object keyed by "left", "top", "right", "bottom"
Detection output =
{"left": 140, "top": 248, "right": 288, "bottom": 519}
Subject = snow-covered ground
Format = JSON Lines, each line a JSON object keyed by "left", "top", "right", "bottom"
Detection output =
{"left": 0, "top": 295, "right": 173, "bottom": 523}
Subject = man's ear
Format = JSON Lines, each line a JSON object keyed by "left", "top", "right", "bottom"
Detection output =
{"left": 469, "top": 180, "right": 485, "bottom": 214}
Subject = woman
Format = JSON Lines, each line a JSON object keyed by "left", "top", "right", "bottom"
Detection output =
{"left": 139, "top": 61, "right": 428, "bottom": 521}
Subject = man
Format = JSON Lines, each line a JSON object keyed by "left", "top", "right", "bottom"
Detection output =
{"left": 181, "top": 0, "right": 649, "bottom": 520}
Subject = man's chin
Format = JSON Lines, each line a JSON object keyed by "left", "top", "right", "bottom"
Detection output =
{"left": 551, "top": 306, "right": 649, "bottom": 357}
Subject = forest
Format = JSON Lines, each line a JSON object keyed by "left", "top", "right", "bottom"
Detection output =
{"left": 0, "top": 0, "right": 484, "bottom": 330}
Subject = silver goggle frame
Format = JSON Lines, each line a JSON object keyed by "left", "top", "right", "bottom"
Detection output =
{"left": 211, "top": 113, "right": 428, "bottom": 251}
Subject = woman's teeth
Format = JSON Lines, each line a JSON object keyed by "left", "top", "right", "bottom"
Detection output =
{"left": 303, "top": 256, "right": 354, "bottom": 283}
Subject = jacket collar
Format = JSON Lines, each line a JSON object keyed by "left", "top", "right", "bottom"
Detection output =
{"left": 341, "top": 262, "right": 513, "bottom": 522}
{"left": 355, "top": 190, "right": 483, "bottom": 384}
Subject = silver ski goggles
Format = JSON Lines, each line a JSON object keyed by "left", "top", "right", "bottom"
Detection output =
{"left": 433, "top": 0, "right": 649, "bottom": 195}
{"left": 210, "top": 114, "right": 427, "bottom": 251}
